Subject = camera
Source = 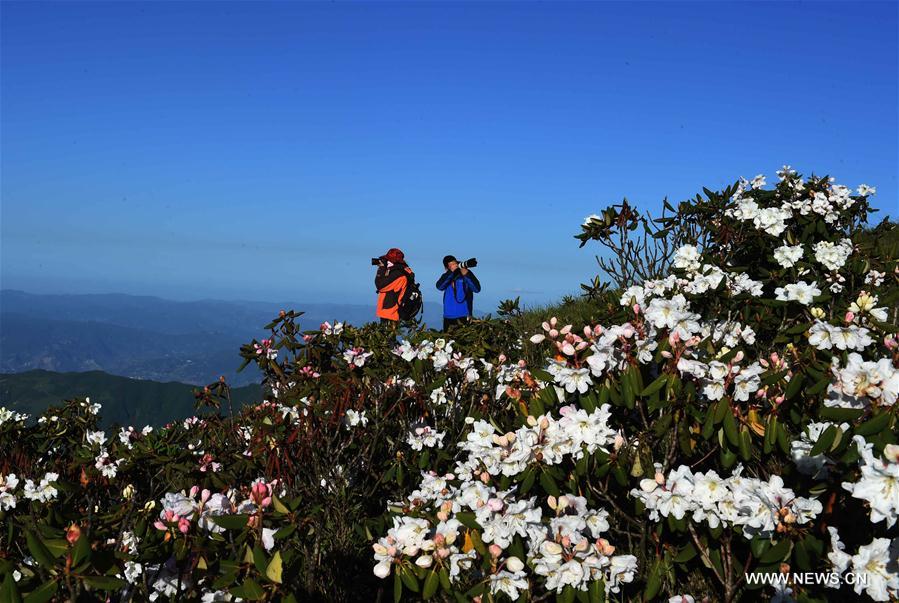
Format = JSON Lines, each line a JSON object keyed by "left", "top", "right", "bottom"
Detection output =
{"left": 460, "top": 258, "right": 478, "bottom": 269}
{"left": 371, "top": 257, "right": 384, "bottom": 266}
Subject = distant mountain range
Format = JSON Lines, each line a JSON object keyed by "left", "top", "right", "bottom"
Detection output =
{"left": 0, "top": 290, "right": 444, "bottom": 386}
{"left": 0, "top": 369, "right": 263, "bottom": 427}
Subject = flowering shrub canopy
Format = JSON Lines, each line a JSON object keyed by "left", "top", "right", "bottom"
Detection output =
{"left": 1, "top": 168, "right": 897, "bottom": 602}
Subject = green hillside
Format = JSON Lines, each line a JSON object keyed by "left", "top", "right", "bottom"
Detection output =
{"left": 0, "top": 370, "right": 262, "bottom": 427}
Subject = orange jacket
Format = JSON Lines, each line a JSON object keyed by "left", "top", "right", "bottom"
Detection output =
{"left": 376, "top": 266, "right": 409, "bottom": 321}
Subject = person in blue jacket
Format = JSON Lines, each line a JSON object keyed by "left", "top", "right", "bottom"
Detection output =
{"left": 436, "top": 255, "right": 481, "bottom": 331}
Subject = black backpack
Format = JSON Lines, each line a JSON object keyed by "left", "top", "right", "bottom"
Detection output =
{"left": 398, "top": 277, "right": 423, "bottom": 321}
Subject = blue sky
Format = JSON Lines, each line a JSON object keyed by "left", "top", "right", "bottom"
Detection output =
{"left": 2, "top": 1, "right": 896, "bottom": 312}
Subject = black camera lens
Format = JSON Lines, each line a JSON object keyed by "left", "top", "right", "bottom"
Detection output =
{"left": 461, "top": 257, "right": 478, "bottom": 268}
{"left": 371, "top": 258, "right": 381, "bottom": 266}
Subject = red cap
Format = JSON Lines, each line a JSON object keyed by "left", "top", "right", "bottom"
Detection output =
{"left": 385, "top": 248, "right": 405, "bottom": 263}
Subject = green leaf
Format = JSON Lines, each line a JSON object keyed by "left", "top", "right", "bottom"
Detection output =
{"left": 71, "top": 535, "right": 91, "bottom": 568}
{"left": 520, "top": 468, "right": 536, "bottom": 494}
{"left": 212, "top": 514, "right": 251, "bottom": 530}
{"left": 42, "top": 539, "right": 68, "bottom": 559}
{"left": 621, "top": 374, "right": 635, "bottom": 409}
{"left": 713, "top": 397, "right": 729, "bottom": 425}
{"left": 1, "top": 573, "right": 22, "bottom": 603}
{"left": 540, "top": 471, "right": 560, "bottom": 497}
{"left": 653, "top": 413, "right": 673, "bottom": 438}
{"left": 819, "top": 407, "right": 864, "bottom": 422}
{"left": 439, "top": 567, "right": 451, "bottom": 592}
{"left": 784, "top": 374, "right": 804, "bottom": 400}
{"left": 400, "top": 566, "right": 420, "bottom": 593}
{"left": 764, "top": 415, "right": 778, "bottom": 454}
{"left": 739, "top": 426, "right": 752, "bottom": 461}
{"left": 644, "top": 560, "right": 662, "bottom": 600}
{"left": 588, "top": 579, "right": 605, "bottom": 603}
{"left": 723, "top": 410, "right": 740, "bottom": 447}
{"left": 81, "top": 576, "right": 126, "bottom": 591}
{"left": 558, "top": 585, "right": 576, "bottom": 603}
{"left": 455, "top": 512, "right": 481, "bottom": 530}
{"left": 231, "top": 578, "right": 265, "bottom": 601}
{"left": 25, "top": 532, "right": 55, "bottom": 569}
{"left": 760, "top": 539, "right": 792, "bottom": 564}
{"left": 23, "top": 581, "right": 57, "bottom": 603}
{"left": 422, "top": 570, "right": 440, "bottom": 599}
{"left": 393, "top": 569, "right": 403, "bottom": 603}
{"left": 673, "top": 542, "right": 697, "bottom": 563}
{"left": 809, "top": 425, "right": 838, "bottom": 456}
{"left": 642, "top": 374, "right": 668, "bottom": 397}
{"left": 272, "top": 495, "right": 290, "bottom": 515}
{"left": 265, "top": 551, "right": 283, "bottom": 584}
{"left": 854, "top": 412, "right": 892, "bottom": 437}
{"left": 252, "top": 545, "right": 267, "bottom": 575}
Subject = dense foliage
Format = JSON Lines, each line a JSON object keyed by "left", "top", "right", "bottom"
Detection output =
{"left": 1, "top": 168, "right": 897, "bottom": 602}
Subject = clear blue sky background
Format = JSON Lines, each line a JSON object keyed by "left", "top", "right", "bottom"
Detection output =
{"left": 2, "top": 1, "right": 896, "bottom": 312}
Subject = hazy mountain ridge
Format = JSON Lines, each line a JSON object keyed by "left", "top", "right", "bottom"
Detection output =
{"left": 0, "top": 290, "right": 444, "bottom": 386}
{"left": 0, "top": 369, "right": 263, "bottom": 427}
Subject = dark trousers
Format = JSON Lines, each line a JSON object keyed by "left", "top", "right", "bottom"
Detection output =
{"left": 443, "top": 316, "right": 471, "bottom": 331}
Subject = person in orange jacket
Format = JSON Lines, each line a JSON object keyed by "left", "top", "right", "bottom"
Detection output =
{"left": 374, "top": 248, "right": 414, "bottom": 323}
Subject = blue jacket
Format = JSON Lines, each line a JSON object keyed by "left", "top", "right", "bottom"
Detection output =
{"left": 436, "top": 270, "right": 481, "bottom": 318}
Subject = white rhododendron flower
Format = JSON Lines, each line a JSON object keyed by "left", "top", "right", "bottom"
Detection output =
{"left": 23, "top": 472, "right": 60, "bottom": 503}
{"left": 813, "top": 239, "right": 853, "bottom": 271}
{"left": 842, "top": 438, "right": 899, "bottom": 528}
{"left": 406, "top": 424, "right": 445, "bottom": 451}
{"left": 774, "top": 280, "right": 821, "bottom": 305}
{"left": 773, "top": 244, "right": 803, "bottom": 268}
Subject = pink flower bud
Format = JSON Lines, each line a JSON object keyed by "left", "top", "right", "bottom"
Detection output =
{"left": 549, "top": 329, "right": 559, "bottom": 338}
{"left": 178, "top": 518, "right": 190, "bottom": 534}
{"left": 733, "top": 351, "right": 745, "bottom": 363}
{"left": 584, "top": 325, "right": 593, "bottom": 338}
{"left": 632, "top": 303, "right": 641, "bottom": 314}
{"left": 550, "top": 317, "right": 558, "bottom": 327}
{"left": 190, "top": 485, "right": 199, "bottom": 498}
{"left": 845, "top": 311, "right": 855, "bottom": 323}
{"left": 498, "top": 354, "right": 507, "bottom": 363}
{"left": 654, "top": 471, "right": 665, "bottom": 485}
{"left": 153, "top": 521, "right": 166, "bottom": 531}
{"left": 487, "top": 498, "right": 504, "bottom": 512}
{"left": 200, "top": 489, "right": 211, "bottom": 503}
{"left": 488, "top": 544, "right": 502, "bottom": 558}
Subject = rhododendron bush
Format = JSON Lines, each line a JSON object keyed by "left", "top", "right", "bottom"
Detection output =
{"left": 1, "top": 168, "right": 897, "bottom": 602}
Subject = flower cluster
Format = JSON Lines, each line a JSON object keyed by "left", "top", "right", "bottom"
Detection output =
{"left": 827, "top": 528, "right": 898, "bottom": 601}
{"left": 342, "top": 346, "right": 373, "bottom": 368}
{"left": 842, "top": 437, "right": 899, "bottom": 528}
{"left": 825, "top": 353, "right": 898, "bottom": 409}
{"left": 456, "top": 405, "right": 617, "bottom": 478}
{"left": 406, "top": 423, "right": 446, "bottom": 451}
{"left": 631, "top": 465, "right": 822, "bottom": 539}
